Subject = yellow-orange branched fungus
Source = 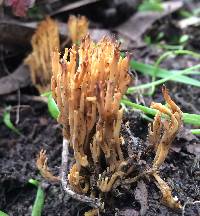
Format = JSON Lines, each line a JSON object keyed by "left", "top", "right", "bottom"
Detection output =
{"left": 149, "top": 86, "right": 182, "bottom": 169}
{"left": 51, "top": 35, "right": 132, "bottom": 194}
{"left": 67, "top": 15, "right": 89, "bottom": 44}
{"left": 25, "top": 17, "right": 60, "bottom": 93}
{"left": 36, "top": 149, "right": 60, "bottom": 182}
{"left": 36, "top": 29, "right": 184, "bottom": 211}
{"left": 149, "top": 86, "right": 183, "bottom": 209}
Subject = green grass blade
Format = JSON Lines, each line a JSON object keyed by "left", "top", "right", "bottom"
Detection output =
{"left": 42, "top": 92, "right": 60, "bottom": 119}
{"left": 154, "top": 50, "right": 200, "bottom": 77}
{"left": 191, "top": 129, "right": 200, "bottom": 135}
{"left": 121, "top": 98, "right": 156, "bottom": 115}
{"left": 47, "top": 94, "right": 60, "bottom": 119}
{"left": 29, "top": 179, "right": 45, "bottom": 216}
{"left": 182, "top": 113, "right": 200, "bottom": 126}
{"left": 138, "top": 0, "right": 163, "bottom": 12}
{"left": 121, "top": 98, "right": 200, "bottom": 126}
{"left": 130, "top": 60, "right": 200, "bottom": 87}
{"left": 29, "top": 178, "right": 39, "bottom": 187}
{"left": 127, "top": 68, "right": 199, "bottom": 93}
{"left": 150, "top": 50, "right": 200, "bottom": 94}
{"left": 32, "top": 186, "right": 44, "bottom": 216}
{"left": 3, "top": 108, "right": 21, "bottom": 135}
{"left": 0, "top": 211, "right": 9, "bottom": 216}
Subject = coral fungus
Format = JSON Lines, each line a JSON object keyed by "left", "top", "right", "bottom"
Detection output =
{"left": 25, "top": 17, "right": 60, "bottom": 93}
{"left": 51, "top": 35, "right": 131, "bottom": 197}
{"left": 37, "top": 33, "right": 183, "bottom": 213}
{"left": 67, "top": 15, "right": 89, "bottom": 44}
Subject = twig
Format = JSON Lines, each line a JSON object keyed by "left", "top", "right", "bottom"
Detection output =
{"left": 61, "top": 138, "right": 102, "bottom": 209}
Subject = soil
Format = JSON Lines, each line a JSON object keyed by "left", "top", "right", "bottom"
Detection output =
{"left": 0, "top": 0, "right": 200, "bottom": 215}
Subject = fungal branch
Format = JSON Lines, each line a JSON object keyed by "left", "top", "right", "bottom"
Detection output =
{"left": 67, "top": 15, "right": 89, "bottom": 44}
{"left": 25, "top": 17, "right": 60, "bottom": 94}
{"left": 150, "top": 86, "right": 182, "bottom": 169}
{"left": 51, "top": 35, "right": 131, "bottom": 201}
{"left": 36, "top": 149, "right": 60, "bottom": 182}
{"left": 149, "top": 86, "right": 183, "bottom": 209}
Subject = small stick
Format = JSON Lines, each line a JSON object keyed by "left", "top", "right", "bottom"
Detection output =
{"left": 61, "top": 138, "right": 102, "bottom": 209}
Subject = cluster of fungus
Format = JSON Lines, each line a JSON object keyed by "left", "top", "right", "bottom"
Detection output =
{"left": 25, "top": 17, "right": 59, "bottom": 94}
{"left": 34, "top": 26, "right": 183, "bottom": 213}
{"left": 51, "top": 35, "right": 132, "bottom": 198}
{"left": 25, "top": 15, "right": 88, "bottom": 94}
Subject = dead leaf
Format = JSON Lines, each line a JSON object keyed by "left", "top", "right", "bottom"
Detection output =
{"left": 115, "top": 1, "right": 183, "bottom": 46}
{"left": 0, "top": 19, "right": 66, "bottom": 46}
{"left": 0, "top": 64, "right": 31, "bottom": 95}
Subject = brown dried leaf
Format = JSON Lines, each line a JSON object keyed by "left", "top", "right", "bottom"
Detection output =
{"left": 115, "top": 1, "right": 183, "bottom": 46}
{"left": 50, "top": 0, "right": 100, "bottom": 16}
